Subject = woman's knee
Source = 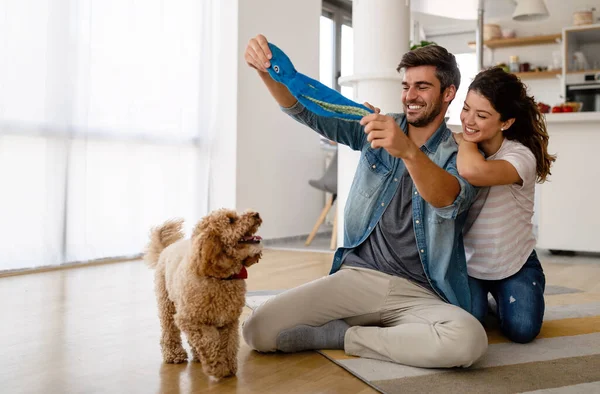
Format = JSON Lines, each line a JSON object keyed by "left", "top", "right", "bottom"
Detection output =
{"left": 500, "top": 317, "right": 542, "bottom": 343}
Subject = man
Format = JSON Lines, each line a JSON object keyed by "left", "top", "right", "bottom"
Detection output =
{"left": 242, "top": 34, "right": 488, "bottom": 368}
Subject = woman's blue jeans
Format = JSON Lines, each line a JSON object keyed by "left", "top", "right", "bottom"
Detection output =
{"left": 469, "top": 250, "right": 545, "bottom": 343}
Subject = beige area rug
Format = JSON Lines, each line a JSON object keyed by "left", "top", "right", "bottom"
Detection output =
{"left": 245, "top": 286, "right": 600, "bottom": 394}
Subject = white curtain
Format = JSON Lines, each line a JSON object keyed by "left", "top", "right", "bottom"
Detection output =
{"left": 0, "top": 0, "right": 219, "bottom": 270}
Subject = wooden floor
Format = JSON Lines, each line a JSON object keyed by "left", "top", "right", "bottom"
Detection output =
{"left": 1, "top": 249, "right": 600, "bottom": 394}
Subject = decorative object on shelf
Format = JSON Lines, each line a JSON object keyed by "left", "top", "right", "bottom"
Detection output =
{"left": 409, "top": 40, "right": 437, "bottom": 51}
{"left": 550, "top": 50, "right": 562, "bottom": 71}
{"left": 514, "top": 69, "right": 561, "bottom": 80}
{"left": 551, "top": 102, "right": 583, "bottom": 113}
{"left": 509, "top": 55, "right": 520, "bottom": 73}
{"left": 492, "top": 62, "right": 556, "bottom": 79}
{"left": 497, "top": 63, "right": 510, "bottom": 73}
{"left": 565, "top": 102, "right": 583, "bottom": 112}
{"left": 484, "top": 24, "right": 502, "bottom": 41}
{"left": 537, "top": 102, "right": 551, "bottom": 113}
{"left": 519, "top": 62, "right": 531, "bottom": 72}
{"left": 512, "top": 0, "right": 550, "bottom": 21}
{"left": 572, "top": 51, "right": 590, "bottom": 72}
{"left": 502, "top": 28, "right": 516, "bottom": 39}
{"left": 573, "top": 8, "right": 595, "bottom": 26}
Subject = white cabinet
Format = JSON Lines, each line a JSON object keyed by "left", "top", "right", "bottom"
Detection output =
{"left": 563, "top": 24, "right": 600, "bottom": 75}
{"left": 536, "top": 113, "right": 600, "bottom": 253}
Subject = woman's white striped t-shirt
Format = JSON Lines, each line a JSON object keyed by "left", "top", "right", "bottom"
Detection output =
{"left": 464, "top": 138, "right": 537, "bottom": 280}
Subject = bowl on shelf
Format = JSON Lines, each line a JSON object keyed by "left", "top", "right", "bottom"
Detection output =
{"left": 502, "top": 28, "right": 516, "bottom": 38}
{"left": 551, "top": 102, "right": 583, "bottom": 113}
{"left": 564, "top": 102, "right": 583, "bottom": 112}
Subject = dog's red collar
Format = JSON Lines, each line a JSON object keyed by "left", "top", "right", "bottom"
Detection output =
{"left": 226, "top": 266, "right": 248, "bottom": 280}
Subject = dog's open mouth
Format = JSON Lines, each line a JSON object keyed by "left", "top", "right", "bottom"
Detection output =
{"left": 239, "top": 235, "right": 262, "bottom": 244}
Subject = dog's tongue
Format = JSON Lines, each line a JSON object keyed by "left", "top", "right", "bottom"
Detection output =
{"left": 230, "top": 266, "right": 248, "bottom": 280}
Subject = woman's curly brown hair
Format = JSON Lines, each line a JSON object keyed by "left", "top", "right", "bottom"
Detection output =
{"left": 468, "top": 67, "right": 556, "bottom": 182}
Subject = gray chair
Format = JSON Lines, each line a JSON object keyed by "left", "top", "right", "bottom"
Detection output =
{"left": 306, "top": 151, "right": 338, "bottom": 249}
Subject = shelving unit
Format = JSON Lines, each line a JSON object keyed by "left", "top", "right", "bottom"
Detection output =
{"left": 468, "top": 33, "right": 561, "bottom": 49}
{"left": 467, "top": 33, "right": 563, "bottom": 80}
{"left": 514, "top": 69, "right": 562, "bottom": 79}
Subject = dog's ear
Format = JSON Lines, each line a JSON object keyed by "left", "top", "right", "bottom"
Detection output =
{"left": 192, "top": 211, "right": 238, "bottom": 246}
{"left": 191, "top": 232, "right": 237, "bottom": 278}
{"left": 191, "top": 217, "right": 210, "bottom": 239}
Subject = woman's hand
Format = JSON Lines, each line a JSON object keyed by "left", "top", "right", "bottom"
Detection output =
{"left": 453, "top": 132, "right": 464, "bottom": 146}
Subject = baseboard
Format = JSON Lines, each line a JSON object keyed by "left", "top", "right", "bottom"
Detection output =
{"left": 263, "top": 230, "right": 332, "bottom": 246}
{"left": 0, "top": 254, "right": 142, "bottom": 278}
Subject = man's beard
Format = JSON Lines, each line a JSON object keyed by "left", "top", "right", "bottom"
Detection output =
{"left": 406, "top": 98, "right": 443, "bottom": 127}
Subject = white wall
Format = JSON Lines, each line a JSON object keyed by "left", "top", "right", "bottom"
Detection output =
{"left": 428, "top": 32, "right": 476, "bottom": 54}
{"left": 234, "top": 0, "right": 324, "bottom": 239}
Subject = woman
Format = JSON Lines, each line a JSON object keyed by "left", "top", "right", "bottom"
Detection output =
{"left": 455, "top": 67, "right": 556, "bottom": 343}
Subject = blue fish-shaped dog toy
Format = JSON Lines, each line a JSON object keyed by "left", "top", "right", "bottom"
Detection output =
{"left": 266, "top": 43, "right": 374, "bottom": 121}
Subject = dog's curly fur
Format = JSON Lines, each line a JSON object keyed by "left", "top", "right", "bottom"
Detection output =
{"left": 144, "top": 209, "right": 262, "bottom": 381}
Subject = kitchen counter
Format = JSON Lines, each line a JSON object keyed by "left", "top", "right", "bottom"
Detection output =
{"left": 544, "top": 111, "right": 600, "bottom": 124}
{"left": 536, "top": 113, "right": 600, "bottom": 253}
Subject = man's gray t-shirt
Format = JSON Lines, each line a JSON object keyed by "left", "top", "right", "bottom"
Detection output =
{"left": 342, "top": 169, "right": 434, "bottom": 293}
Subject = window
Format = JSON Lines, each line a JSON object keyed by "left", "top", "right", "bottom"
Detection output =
{"left": 319, "top": 16, "right": 335, "bottom": 89}
{"left": 341, "top": 24, "right": 354, "bottom": 99}
{"left": 320, "top": 2, "right": 352, "bottom": 96}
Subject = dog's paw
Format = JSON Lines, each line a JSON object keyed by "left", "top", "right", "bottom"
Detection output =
{"left": 208, "top": 375, "right": 221, "bottom": 383}
{"left": 163, "top": 347, "right": 188, "bottom": 364}
{"left": 164, "top": 355, "right": 188, "bottom": 364}
{"left": 207, "top": 370, "right": 236, "bottom": 382}
{"left": 191, "top": 355, "right": 201, "bottom": 363}
{"left": 203, "top": 362, "right": 235, "bottom": 381}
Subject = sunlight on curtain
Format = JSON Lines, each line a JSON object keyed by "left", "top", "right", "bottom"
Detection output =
{"left": 65, "top": 141, "right": 199, "bottom": 261}
{"left": 0, "top": 0, "right": 218, "bottom": 269}
{"left": 71, "top": 0, "right": 203, "bottom": 138}
{"left": 0, "top": 136, "right": 67, "bottom": 270}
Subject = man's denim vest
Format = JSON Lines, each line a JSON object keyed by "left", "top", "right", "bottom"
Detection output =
{"left": 283, "top": 102, "right": 477, "bottom": 312}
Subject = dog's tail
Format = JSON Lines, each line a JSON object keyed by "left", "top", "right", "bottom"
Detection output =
{"left": 144, "top": 218, "right": 185, "bottom": 269}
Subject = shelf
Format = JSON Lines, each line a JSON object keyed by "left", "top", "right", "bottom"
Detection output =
{"left": 566, "top": 69, "right": 600, "bottom": 74}
{"left": 544, "top": 112, "right": 600, "bottom": 124}
{"left": 468, "top": 33, "right": 561, "bottom": 49}
{"left": 514, "top": 69, "right": 562, "bottom": 79}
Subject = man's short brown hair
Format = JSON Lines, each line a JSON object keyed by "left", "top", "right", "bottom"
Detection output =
{"left": 397, "top": 45, "right": 461, "bottom": 92}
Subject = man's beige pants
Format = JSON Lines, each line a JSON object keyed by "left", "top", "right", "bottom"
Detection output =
{"left": 242, "top": 266, "right": 488, "bottom": 368}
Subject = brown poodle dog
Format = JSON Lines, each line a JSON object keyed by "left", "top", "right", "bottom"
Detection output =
{"left": 144, "top": 209, "right": 262, "bottom": 381}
